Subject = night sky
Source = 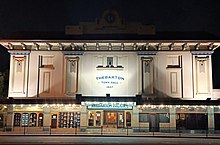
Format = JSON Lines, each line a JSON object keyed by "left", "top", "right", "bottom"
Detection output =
{"left": 0, "top": 0, "right": 220, "bottom": 88}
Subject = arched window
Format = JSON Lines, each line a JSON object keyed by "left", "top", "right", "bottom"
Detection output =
{"left": 38, "top": 113, "right": 44, "bottom": 127}
{"left": 126, "top": 112, "right": 131, "bottom": 127}
{"left": 29, "top": 113, "right": 37, "bottom": 127}
{"left": 96, "top": 111, "right": 101, "bottom": 126}
{"left": 21, "top": 113, "right": 28, "bottom": 127}
{"left": 88, "top": 111, "right": 94, "bottom": 126}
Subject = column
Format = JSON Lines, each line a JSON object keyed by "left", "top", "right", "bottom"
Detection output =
{"left": 192, "top": 53, "right": 212, "bottom": 99}
{"left": 131, "top": 106, "right": 139, "bottom": 129}
{"left": 208, "top": 106, "right": 215, "bottom": 132}
{"left": 6, "top": 105, "right": 13, "bottom": 130}
{"left": 43, "top": 107, "right": 50, "bottom": 131}
{"left": 8, "top": 52, "right": 30, "bottom": 98}
{"left": 80, "top": 105, "right": 87, "bottom": 131}
{"left": 169, "top": 106, "right": 176, "bottom": 131}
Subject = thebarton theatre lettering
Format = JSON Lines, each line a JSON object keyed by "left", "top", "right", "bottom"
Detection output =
{"left": 87, "top": 103, "right": 133, "bottom": 110}
{"left": 96, "top": 76, "right": 125, "bottom": 80}
{"left": 96, "top": 75, "right": 125, "bottom": 88}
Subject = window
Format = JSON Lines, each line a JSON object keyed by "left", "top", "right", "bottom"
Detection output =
{"left": 139, "top": 113, "right": 149, "bottom": 122}
{"left": 215, "top": 114, "right": 220, "bottom": 130}
{"left": 40, "top": 55, "right": 54, "bottom": 68}
{"left": 0, "top": 114, "right": 3, "bottom": 128}
{"left": 21, "top": 113, "right": 28, "bottom": 127}
{"left": 58, "top": 112, "right": 80, "bottom": 128}
{"left": 96, "top": 112, "right": 101, "bottom": 126}
{"left": 88, "top": 111, "right": 95, "bottom": 126}
{"left": 166, "top": 55, "right": 181, "bottom": 68}
{"left": 159, "top": 113, "right": 170, "bottom": 123}
{"left": 176, "top": 113, "right": 208, "bottom": 130}
{"left": 29, "top": 113, "right": 37, "bottom": 127}
{"left": 107, "top": 57, "right": 113, "bottom": 67}
{"left": 14, "top": 113, "right": 21, "bottom": 126}
{"left": 126, "top": 112, "right": 131, "bottom": 127}
{"left": 38, "top": 113, "right": 44, "bottom": 127}
{"left": 88, "top": 111, "right": 102, "bottom": 127}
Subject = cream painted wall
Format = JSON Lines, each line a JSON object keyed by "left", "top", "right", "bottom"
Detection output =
{"left": 8, "top": 50, "right": 215, "bottom": 100}
{"left": 78, "top": 52, "right": 139, "bottom": 96}
{"left": 154, "top": 51, "right": 194, "bottom": 99}
{"left": 27, "top": 51, "right": 64, "bottom": 98}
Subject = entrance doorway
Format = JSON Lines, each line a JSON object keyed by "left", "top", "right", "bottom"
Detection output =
{"left": 0, "top": 114, "right": 3, "bottom": 128}
{"left": 104, "top": 111, "right": 124, "bottom": 128}
{"left": 149, "top": 114, "right": 159, "bottom": 132}
{"left": 51, "top": 114, "right": 57, "bottom": 128}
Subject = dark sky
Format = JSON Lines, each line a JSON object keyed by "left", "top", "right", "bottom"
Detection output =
{"left": 1, "top": 0, "right": 220, "bottom": 35}
{"left": 0, "top": 0, "right": 220, "bottom": 88}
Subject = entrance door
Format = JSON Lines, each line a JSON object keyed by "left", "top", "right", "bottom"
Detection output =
{"left": 105, "top": 111, "right": 117, "bottom": 128}
{"left": 126, "top": 112, "right": 131, "bottom": 127}
{"left": 149, "top": 114, "right": 159, "bottom": 132}
{"left": 51, "top": 114, "right": 57, "bottom": 128}
{"left": 0, "top": 114, "right": 3, "bottom": 128}
{"left": 117, "top": 112, "right": 124, "bottom": 128}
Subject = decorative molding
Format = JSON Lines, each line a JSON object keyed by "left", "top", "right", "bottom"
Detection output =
{"left": 62, "top": 51, "right": 84, "bottom": 55}
{"left": 65, "top": 9, "right": 155, "bottom": 35}
{"left": 137, "top": 51, "right": 157, "bottom": 55}
{"left": 9, "top": 51, "right": 31, "bottom": 55}
{"left": 1, "top": 42, "right": 220, "bottom": 52}
{"left": 191, "top": 51, "right": 213, "bottom": 55}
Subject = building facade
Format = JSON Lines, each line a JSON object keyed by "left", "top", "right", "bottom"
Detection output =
{"left": 1, "top": 10, "right": 220, "bottom": 133}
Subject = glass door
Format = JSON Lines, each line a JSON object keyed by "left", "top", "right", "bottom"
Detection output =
{"left": 0, "top": 114, "right": 3, "bottom": 128}
{"left": 38, "top": 113, "right": 43, "bottom": 127}
{"left": 51, "top": 114, "right": 57, "bottom": 128}
{"left": 105, "top": 111, "right": 117, "bottom": 128}
{"left": 149, "top": 114, "right": 159, "bottom": 132}
{"left": 117, "top": 112, "right": 124, "bottom": 128}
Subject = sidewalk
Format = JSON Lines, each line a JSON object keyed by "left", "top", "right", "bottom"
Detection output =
{"left": 0, "top": 130, "right": 220, "bottom": 139}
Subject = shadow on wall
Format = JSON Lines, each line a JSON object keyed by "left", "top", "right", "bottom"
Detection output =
{"left": 212, "top": 47, "right": 220, "bottom": 89}
{"left": 141, "top": 89, "right": 181, "bottom": 101}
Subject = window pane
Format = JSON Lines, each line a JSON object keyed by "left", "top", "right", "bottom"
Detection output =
{"left": 88, "top": 111, "right": 94, "bottom": 126}
{"left": 96, "top": 112, "right": 101, "bottom": 126}
{"left": 107, "top": 57, "right": 113, "bottom": 67}
{"left": 159, "top": 113, "right": 170, "bottom": 123}
{"left": 139, "top": 113, "right": 149, "bottom": 122}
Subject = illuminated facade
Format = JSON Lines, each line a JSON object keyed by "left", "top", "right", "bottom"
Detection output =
{"left": 1, "top": 10, "right": 220, "bottom": 133}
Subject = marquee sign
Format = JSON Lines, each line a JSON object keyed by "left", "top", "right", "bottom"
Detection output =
{"left": 87, "top": 103, "right": 133, "bottom": 110}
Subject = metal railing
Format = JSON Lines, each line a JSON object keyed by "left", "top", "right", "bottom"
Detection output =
{"left": 0, "top": 126, "right": 220, "bottom": 138}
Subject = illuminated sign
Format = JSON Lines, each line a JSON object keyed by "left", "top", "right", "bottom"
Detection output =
{"left": 96, "top": 75, "right": 125, "bottom": 88}
{"left": 87, "top": 103, "right": 133, "bottom": 110}
{"left": 96, "top": 76, "right": 125, "bottom": 80}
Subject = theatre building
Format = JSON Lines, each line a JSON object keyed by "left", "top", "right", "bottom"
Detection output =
{"left": 1, "top": 10, "right": 220, "bottom": 133}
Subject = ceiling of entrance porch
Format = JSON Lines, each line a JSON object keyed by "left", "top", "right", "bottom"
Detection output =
{"left": 0, "top": 41, "right": 220, "bottom": 51}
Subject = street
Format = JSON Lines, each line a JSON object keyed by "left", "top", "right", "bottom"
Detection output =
{"left": 0, "top": 136, "right": 220, "bottom": 145}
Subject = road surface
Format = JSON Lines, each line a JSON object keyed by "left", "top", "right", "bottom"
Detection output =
{"left": 0, "top": 136, "right": 220, "bottom": 145}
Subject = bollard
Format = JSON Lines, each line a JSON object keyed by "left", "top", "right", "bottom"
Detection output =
{"left": 127, "top": 126, "right": 129, "bottom": 136}
{"left": 4, "top": 124, "right": 6, "bottom": 132}
{"left": 206, "top": 129, "right": 208, "bottom": 138}
{"left": 152, "top": 127, "right": 154, "bottom": 136}
{"left": 101, "top": 126, "right": 103, "bottom": 135}
{"left": 179, "top": 130, "right": 181, "bottom": 137}
{"left": 75, "top": 127, "right": 77, "bottom": 135}
{"left": 24, "top": 125, "right": 25, "bottom": 135}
